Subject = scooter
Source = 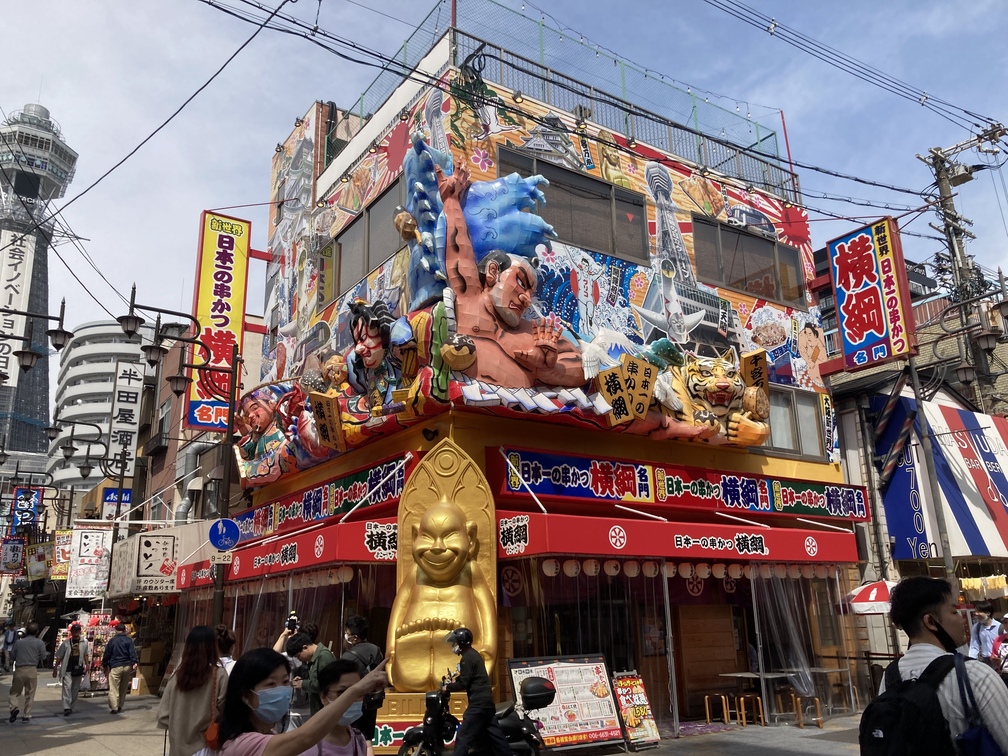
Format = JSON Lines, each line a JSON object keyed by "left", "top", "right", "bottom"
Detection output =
{"left": 397, "top": 674, "right": 556, "bottom": 756}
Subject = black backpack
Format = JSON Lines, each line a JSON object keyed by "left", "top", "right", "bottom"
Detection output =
{"left": 859, "top": 655, "right": 957, "bottom": 756}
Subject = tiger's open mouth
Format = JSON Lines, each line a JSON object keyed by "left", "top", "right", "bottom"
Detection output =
{"left": 705, "top": 389, "right": 735, "bottom": 407}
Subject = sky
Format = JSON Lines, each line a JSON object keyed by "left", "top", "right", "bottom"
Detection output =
{"left": 4, "top": 0, "right": 1008, "bottom": 370}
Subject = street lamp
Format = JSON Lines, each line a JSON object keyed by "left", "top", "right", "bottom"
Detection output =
{"left": 115, "top": 286, "right": 243, "bottom": 625}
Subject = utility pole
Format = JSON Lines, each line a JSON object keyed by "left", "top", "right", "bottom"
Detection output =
{"left": 211, "top": 342, "right": 241, "bottom": 628}
{"left": 909, "top": 123, "right": 1006, "bottom": 577}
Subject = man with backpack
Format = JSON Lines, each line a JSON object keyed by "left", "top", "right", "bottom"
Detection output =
{"left": 860, "top": 576, "right": 1008, "bottom": 755}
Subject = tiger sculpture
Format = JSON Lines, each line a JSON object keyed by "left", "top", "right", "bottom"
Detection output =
{"left": 654, "top": 347, "right": 770, "bottom": 446}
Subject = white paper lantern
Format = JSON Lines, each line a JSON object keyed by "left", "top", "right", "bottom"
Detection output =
{"left": 759, "top": 564, "right": 772, "bottom": 579}
{"left": 663, "top": 562, "right": 677, "bottom": 578}
{"left": 624, "top": 560, "right": 640, "bottom": 578}
{"left": 603, "top": 560, "right": 620, "bottom": 577}
{"left": 712, "top": 563, "right": 727, "bottom": 579}
{"left": 336, "top": 565, "right": 354, "bottom": 584}
{"left": 696, "top": 563, "right": 711, "bottom": 579}
{"left": 563, "top": 559, "right": 581, "bottom": 577}
{"left": 728, "top": 564, "right": 743, "bottom": 579}
{"left": 828, "top": 564, "right": 839, "bottom": 578}
{"left": 815, "top": 565, "right": 828, "bottom": 579}
{"left": 583, "top": 559, "right": 601, "bottom": 577}
{"left": 800, "top": 565, "right": 815, "bottom": 579}
{"left": 743, "top": 565, "right": 752, "bottom": 579}
{"left": 642, "top": 561, "right": 659, "bottom": 578}
{"left": 787, "top": 564, "right": 802, "bottom": 580}
{"left": 774, "top": 564, "right": 788, "bottom": 579}
{"left": 679, "top": 562, "right": 694, "bottom": 579}
{"left": 542, "top": 559, "right": 560, "bottom": 577}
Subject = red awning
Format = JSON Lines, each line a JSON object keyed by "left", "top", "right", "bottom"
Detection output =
{"left": 496, "top": 511, "right": 857, "bottom": 563}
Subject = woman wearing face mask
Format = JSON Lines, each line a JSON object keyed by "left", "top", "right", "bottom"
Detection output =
{"left": 218, "top": 648, "right": 387, "bottom": 756}
{"left": 313, "top": 660, "right": 375, "bottom": 756}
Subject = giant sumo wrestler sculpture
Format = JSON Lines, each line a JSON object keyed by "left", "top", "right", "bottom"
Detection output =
{"left": 387, "top": 438, "right": 497, "bottom": 692}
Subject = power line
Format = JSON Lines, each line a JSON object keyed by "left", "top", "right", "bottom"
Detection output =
{"left": 0, "top": 0, "right": 293, "bottom": 260}
{"left": 702, "top": 0, "right": 996, "bottom": 132}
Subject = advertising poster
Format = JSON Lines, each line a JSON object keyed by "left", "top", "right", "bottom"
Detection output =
{"left": 0, "top": 230, "right": 36, "bottom": 389}
{"left": 508, "top": 655, "right": 623, "bottom": 747}
{"left": 612, "top": 674, "right": 660, "bottom": 745}
{"left": 1, "top": 536, "right": 25, "bottom": 574}
{"left": 51, "top": 529, "right": 72, "bottom": 580}
{"left": 185, "top": 211, "right": 250, "bottom": 431}
{"left": 66, "top": 526, "right": 113, "bottom": 598}
{"left": 495, "top": 448, "right": 868, "bottom": 522}
{"left": 25, "top": 540, "right": 52, "bottom": 581}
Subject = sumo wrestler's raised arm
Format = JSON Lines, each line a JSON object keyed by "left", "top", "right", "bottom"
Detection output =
{"left": 436, "top": 163, "right": 480, "bottom": 297}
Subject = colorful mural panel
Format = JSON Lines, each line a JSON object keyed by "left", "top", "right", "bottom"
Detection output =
{"left": 250, "top": 73, "right": 833, "bottom": 489}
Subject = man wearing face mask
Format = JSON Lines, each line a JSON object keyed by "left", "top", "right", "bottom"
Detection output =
{"left": 442, "top": 628, "right": 510, "bottom": 756}
{"left": 877, "top": 577, "right": 1008, "bottom": 752}
{"left": 969, "top": 602, "right": 1001, "bottom": 666}
{"left": 340, "top": 616, "right": 382, "bottom": 740}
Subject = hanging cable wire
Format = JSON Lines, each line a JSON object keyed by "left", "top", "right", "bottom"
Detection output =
{"left": 0, "top": 0, "right": 293, "bottom": 257}
{"left": 702, "top": 0, "right": 997, "bottom": 132}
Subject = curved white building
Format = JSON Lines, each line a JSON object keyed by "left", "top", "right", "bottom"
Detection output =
{"left": 47, "top": 321, "right": 152, "bottom": 488}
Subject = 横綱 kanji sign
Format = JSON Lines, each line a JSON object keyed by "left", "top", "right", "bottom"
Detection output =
{"left": 827, "top": 217, "right": 917, "bottom": 372}
{"left": 186, "top": 212, "right": 250, "bottom": 431}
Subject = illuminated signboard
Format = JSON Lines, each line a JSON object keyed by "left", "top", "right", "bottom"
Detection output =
{"left": 185, "top": 211, "right": 250, "bottom": 431}
{"left": 826, "top": 217, "right": 917, "bottom": 372}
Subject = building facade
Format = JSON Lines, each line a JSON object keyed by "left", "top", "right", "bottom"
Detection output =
{"left": 179, "top": 4, "right": 870, "bottom": 739}
{"left": 47, "top": 321, "right": 152, "bottom": 489}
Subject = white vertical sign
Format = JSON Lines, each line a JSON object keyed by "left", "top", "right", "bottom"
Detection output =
{"left": 66, "top": 526, "right": 113, "bottom": 598}
{"left": 0, "top": 230, "right": 37, "bottom": 388}
{"left": 109, "top": 360, "right": 144, "bottom": 478}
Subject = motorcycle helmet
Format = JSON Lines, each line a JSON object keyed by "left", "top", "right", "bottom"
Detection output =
{"left": 444, "top": 628, "right": 473, "bottom": 655}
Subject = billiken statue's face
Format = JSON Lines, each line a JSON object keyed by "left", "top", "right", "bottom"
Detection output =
{"left": 412, "top": 501, "right": 476, "bottom": 584}
{"left": 484, "top": 257, "right": 536, "bottom": 328}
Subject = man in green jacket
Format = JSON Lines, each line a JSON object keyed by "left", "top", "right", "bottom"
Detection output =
{"left": 287, "top": 631, "right": 337, "bottom": 716}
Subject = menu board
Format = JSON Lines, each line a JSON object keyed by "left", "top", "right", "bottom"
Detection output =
{"left": 508, "top": 655, "right": 623, "bottom": 747}
{"left": 612, "top": 673, "right": 660, "bottom": 747}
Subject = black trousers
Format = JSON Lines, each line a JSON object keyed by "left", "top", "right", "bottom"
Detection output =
{"left": 453, "top": 704, "right": 511, "bottom": 756}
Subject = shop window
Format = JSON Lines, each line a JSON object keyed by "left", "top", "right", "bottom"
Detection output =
{"left": 337, "top": 215, "right": 365, "bottom": 295}
{"left": 764, "top": 387, "right": 824, "bottom": 459}
{"left": 497, "top": 146, "right": 649, "bottom": 264}
{"left": 368, "top": 183, "right": 406, "bottom": 268}
{"left": 692, "top": 216, "right": 806, "bottom": 308}
{"left": 319, "top": 179, "right": 404, "bottom": 307}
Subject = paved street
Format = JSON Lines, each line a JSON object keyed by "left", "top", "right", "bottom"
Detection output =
{"left": 2, "top": 669, "right": 862, "bottom": 755}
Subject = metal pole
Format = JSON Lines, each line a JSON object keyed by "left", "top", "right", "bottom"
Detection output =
{"left": 856, "top": 399, "right": 902, "bottom": 655}
{"left": 212, "top": 342, "right": 240, "bottom": 627}
{"left": 907, "top": 355, "right": 955, "bottom": 577}
{"left": 660, "top": 559, "right": 680, "bottom": 737}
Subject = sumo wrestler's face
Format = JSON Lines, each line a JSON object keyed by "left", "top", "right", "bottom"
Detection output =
{"left": 413, "top": 503, "right": 473, "bottom": 583}
{"left": 487, "top": 258, "right": 535, "bottom": 328}
{"left": 244, "top": 400, "right": 273, "bottom": 433}
{"left": 353, "top": 320, "right": 385, "bottom": 369}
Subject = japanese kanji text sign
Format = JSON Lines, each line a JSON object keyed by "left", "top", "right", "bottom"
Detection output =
{"left": 0, "top": 536, "right": 25, "bottom": 574}
{"left": 109, "top": 360, "right": 144, "bottom": 478}
{"left": 493, "top": 448, "right": 869, "bottom": 522}
{"left": 186, "top": 211, "right": 250, "bottom": 431}
{"left": 10, "top": 486, "right": 41, "bottom": 534}
{"left": 827, "top": 217, "right": 917, "bottom": 372}
{"left": 0, "top": 230, "right": 36, "bottom": 389}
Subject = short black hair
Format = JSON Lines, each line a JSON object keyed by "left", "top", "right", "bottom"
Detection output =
{"left": 345, "top": 615, "right": 369, "bottom": 640}
{"left": 976, "top": 601, "right": 993, "bottom": 614}
{"left": 889, "top": 576, "right": 953, "bottom": 637}
{"left": 317, "top": 658, "right": 361, "bottom": 697}
{"left": 25, "top": 622, "right": 40, "bottom": 637}
{"left": 219, "top": 649, "right": 290, "bottom": 746}
{"left": 285, "top": 632, "right": 313, "bottom": 657}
